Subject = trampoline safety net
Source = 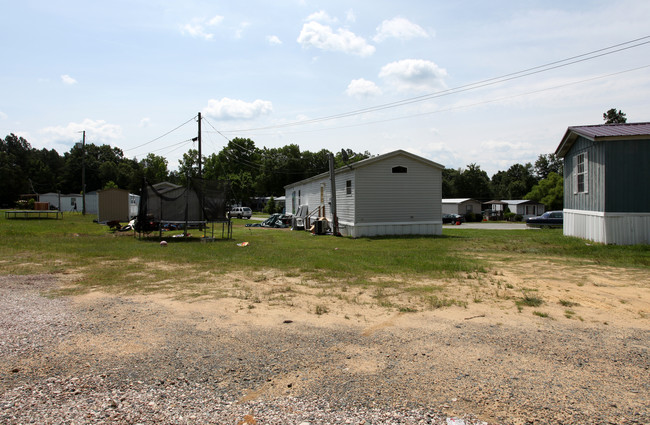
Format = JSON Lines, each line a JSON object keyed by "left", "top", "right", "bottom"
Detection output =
{"left": 136, "top": 179, "right": 230, "bottom": 233}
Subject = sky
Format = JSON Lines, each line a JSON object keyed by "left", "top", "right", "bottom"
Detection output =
{"left": 2, "top": 0, "right": 649, "bottom": 176}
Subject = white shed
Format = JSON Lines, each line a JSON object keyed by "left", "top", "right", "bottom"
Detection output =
{"left": 284, "top": 150, "right": 444, "bottom": 238}
{"left": 442, "top": 198, "right": 482, "bottom": 216}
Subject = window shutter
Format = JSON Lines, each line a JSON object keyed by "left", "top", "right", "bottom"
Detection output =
{"left": 583, "top": 151, "right": 588, "bottom": 194}
{"left": 573, "top": 156, "right": 578, "bottom": 194}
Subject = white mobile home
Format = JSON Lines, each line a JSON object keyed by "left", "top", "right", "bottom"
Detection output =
{"left": 284, "top": 150, "right": 444, "bottom": 238}
{"left": 38, "top": 192, "right": 84, "bottom": 212}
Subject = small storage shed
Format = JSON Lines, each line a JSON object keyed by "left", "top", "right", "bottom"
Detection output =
{"left": 98, "top": 188, "right": 140, "bottom": 223}
{"left": 284, "top": 150, "right": 444, "bottom": 238}
{"left": 555, "top": 122, "right": 650, "bottom": 244}
{"left": 38, "top": 193, "right": 83, "bottom": 212}
{"left": 442, "top": 198, "right": 482, "bottom": 216}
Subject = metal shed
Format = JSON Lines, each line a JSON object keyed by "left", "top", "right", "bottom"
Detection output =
{"left": 98, "top": 188, "right": 139, "bottom": 223}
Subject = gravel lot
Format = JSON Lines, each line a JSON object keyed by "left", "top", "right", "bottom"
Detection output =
{"left": 1, "top": 273, "right": 648, "bottom": 425}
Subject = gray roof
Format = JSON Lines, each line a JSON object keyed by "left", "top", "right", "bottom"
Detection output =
{"left": 284, "top": 149, "right": 444, "bottom": 189}
{"left": 556, "top": 122, "right": 650, "bottom": 157}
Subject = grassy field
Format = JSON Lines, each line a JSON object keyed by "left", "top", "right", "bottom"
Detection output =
{"left": 1, "top": 212, "right": 648, "bottom": 310}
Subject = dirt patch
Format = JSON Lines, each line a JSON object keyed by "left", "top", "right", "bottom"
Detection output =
{"left": 1, "top": 258, "right": 648, "bottom": 424}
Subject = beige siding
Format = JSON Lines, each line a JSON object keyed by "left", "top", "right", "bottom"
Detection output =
{"left": 355, "top": 156, "right": 440, "bottom": 223}
{"left": 98, "top": 189, "right": 130, "bottom": 222}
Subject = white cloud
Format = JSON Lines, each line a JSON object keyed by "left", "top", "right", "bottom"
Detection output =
{"left": 181, "top": 15, "right": 223, "bottom": 40}
{"left": 139, "top": 117, "right": 151, "bottom": 128}
{"left": 480, "top": 140, "right": 533, "bottom": 153}
{"left": 379, "top": 59, "right": 447, "bottom": 92}
{"left": 235, "top": 21, "right": 251, "bottom": 39}
{"left": 267, "top": 35, "right": 282, "bottom": 45}
{"left": 346, "top": 9, "right": 356, "bottom": 23}
{"left": 297, "top": 21, "right": 375, "bottom": 57}
{"left": 181, "top": 22, "right": 214, "bottom": 40}
{"left": 208, "top": 15, "right": 224, "bottom": 26}
{"left": 40, "top": 119, "right": 122, "bottom": 145}
{"left": 61, "top": 74, "right": 77, "bottom": 85}
{"left": 346, "top": 78, "right": 382, "bottom": 98}
{"left": 203, "top": 97, "right": 273, "bottom": 120}
{"left": 373, "top": 17, "right": 429, "bottom": 42}
{"left": 305, "top": 10, "right": 337, "bottom": 24}
{"left": 0, "top": 111, "right": 7, "bottom": 120}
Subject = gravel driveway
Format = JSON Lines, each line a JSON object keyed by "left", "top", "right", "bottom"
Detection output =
{"left": 1, "top": 274, "right": 648, "bottom": 425}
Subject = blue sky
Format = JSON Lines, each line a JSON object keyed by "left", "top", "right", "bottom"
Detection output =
{"left": 2, "top": 0, "right": 649, "bottom": 176}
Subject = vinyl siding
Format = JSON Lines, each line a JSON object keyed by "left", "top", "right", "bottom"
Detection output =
{"left": 355, "top": 155, "right": 440, "bottom": 223}
{"left": 563, "top": 136, "right": 605, "bottom": 212}
{"left": 604, "top": 140, "right": 650, "bottom": 212}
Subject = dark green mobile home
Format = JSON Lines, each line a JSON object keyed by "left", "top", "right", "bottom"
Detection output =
{"left": 555, "top": 122, "right": 650, "bottom": 244}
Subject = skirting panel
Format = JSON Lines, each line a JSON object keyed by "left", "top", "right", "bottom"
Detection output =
{"left": 564, "top": 209, "right": 650, "bottom": 245}
{"left": 341, "top": 222, "right": 442, "bottom": 238}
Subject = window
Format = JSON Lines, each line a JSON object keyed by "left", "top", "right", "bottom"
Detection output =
{"left": 466, "top": 204, "right": 473, "bottom": 213}
{"left": 346, "top": 180, "right": 352, "bottom": 195}
{"left": 575, "top": 152, "right": 588, "bottom": 194}
{"left": 392, "top": 166, "right": 407, "bottom": 173}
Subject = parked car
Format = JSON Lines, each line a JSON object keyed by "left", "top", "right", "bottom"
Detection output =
{"left": 443, "top": 214, "right": 464, "bottom": 224}
{"left": 526, "top": 211, "right": 563, "bottom": 228}
{"left": 245, "top": 213, "right": 292, "bottom": 228}
{"left": 228, "top": 206, "right": 252, "bottom": 219}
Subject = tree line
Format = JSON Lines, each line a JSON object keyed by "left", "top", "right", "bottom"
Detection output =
{"left": 3, "top": 108, "right": 626, "bottom": 209}
{"left": 1, "top": 131, "right": 564, "bottom": 210}
{"left": 0, "top": 133, "right": 370, "bottom": 207}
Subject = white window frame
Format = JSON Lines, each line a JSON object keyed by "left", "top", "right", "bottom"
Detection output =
{"left": 574, "top": 152, "right": 588, "bottom": 194}
{"left": 346, "top": 180, "right": 352, "bottom": 195}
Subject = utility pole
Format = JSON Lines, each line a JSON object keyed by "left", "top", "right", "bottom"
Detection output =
{"left": 197, "top": 112, "right": 202, "bottom": 179}
{"left": 329, "top": 153, "right": 339, "bottom": 236}
{"left": 82, "top": 131, "right": 86, "bottom": 215}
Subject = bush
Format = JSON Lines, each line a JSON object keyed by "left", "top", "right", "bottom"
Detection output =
{"left": 514, "top": 214, "right": 523, "bottom": 222}
{"left": 264, "top": 196, "right": 277, "bottom": 214}
{"left": 504, "top": 212, "right": 515, "bottom": 221}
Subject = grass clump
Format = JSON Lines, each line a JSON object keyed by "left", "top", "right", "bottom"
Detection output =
{"left": 559, "top": 299, "right": 579, "bottom": 307}
{"left": 516, "top": 293, "right": 543, "bottom": 308}
{"left": 533, "top": 311, "right": 550, "bottom": 318}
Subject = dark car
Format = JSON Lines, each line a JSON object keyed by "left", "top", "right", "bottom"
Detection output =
{"left": 443, "top": 214, "right": 464, "bottom": 224}
{"left": 526, "top": 211, "right": 563, "bottom": 228}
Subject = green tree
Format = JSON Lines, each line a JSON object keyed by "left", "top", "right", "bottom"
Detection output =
{"left": 140, "top": 153, "right": 168, "bottom": 184}
{"left": 533, "top": 153, "right": 563, "bottom": 180}
{"left": 457, "top": 164, "right": 491, "bottom": 199}
{"left": 490, "top": 163, "right": 536, "bottom": 199}
{"left": 603, "top": 108, "right": 627, "bottom": 124}
{"left": 442, "top": 168, "right": 461, "bottom": 198}
{"left": 177, "top": 149, "right": 202, "bottom": 186}
{"left": 103, "top": 181, "right": 118, "bottom": 189}
{"left": 525, "top": 172, "right": 563, "bottom": 210}
{"left": 264, "top": 196, "right": 277, "bottom": 214}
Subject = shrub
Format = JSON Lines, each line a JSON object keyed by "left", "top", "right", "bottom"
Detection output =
{"left": 514, "top": 214, "right": 523, "bottom": 222}
{"left": 504, "top": 212, "right": 515, "bottom": 221}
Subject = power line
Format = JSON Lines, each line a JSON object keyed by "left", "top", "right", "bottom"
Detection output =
{"left": 214, "top": 63, "right": 650, "bottom": 136}
{"left": 217, "top": 36, "right": 650, "bottom": 133}
{"left": 124, "top": 115, "right": 196, "bottom": 153}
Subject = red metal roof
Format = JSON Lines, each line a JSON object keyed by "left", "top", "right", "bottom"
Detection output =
{"left": 556, "top": 122, "right": 650, "bottom": 157}
{"left": 568, "top": 122, "right": 650, "bottom": 139}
